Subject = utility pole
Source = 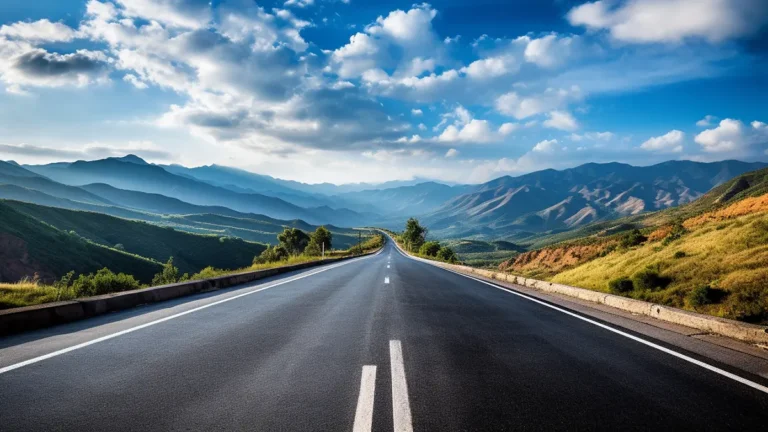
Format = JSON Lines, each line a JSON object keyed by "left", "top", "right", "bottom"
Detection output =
{"left": 322, "top": 242, "right": 325, "bottom": 259}
{"left": 358, "top": 231, "right": 362, "bottom": 254}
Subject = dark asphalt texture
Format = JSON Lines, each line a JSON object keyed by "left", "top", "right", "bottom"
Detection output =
{"left": 1, "top": 240, "right": 767, "bottom": 431}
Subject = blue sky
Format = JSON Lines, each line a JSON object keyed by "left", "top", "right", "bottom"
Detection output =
{"left": 0, "top": 0, "right": 767, "bottom": 184}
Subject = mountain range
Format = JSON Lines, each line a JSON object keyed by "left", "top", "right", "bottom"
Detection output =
{"left": 6, "top": 155, "right": 767, "bottom": 241}
{"left": 421, "top": 160, "right": 768, "bottom": 238}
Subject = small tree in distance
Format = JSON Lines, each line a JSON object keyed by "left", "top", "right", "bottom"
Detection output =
{"left": 152, "top": 257, "right": 187, "bottom": 286}
{"left": 402, "top": 218, "right": 427, "bottom": 252}
{"left": 305, "top": 226, "right": 333, "bottom": 256}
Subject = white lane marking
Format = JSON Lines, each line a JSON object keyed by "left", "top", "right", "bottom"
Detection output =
{"left": 383, "top": 233, "right": 768, "bottom": 396}
{"left": 387, "top": 265, "right": 390, "bottom": 269}
{"left": 390, "top": 340, "right": 414, "bottom": 432}
{"left": 0, "top": 254, "right": 376, "bottom": 376}
{"left": 385, "top": 277, "right": 390, "bottom": 284}
{"left": 352, "top": 365, "right": 377, "bottom": 432}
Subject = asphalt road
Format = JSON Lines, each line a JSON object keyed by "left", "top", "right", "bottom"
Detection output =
{"left": 1, "top": 240, "right": 768, "bottom": 431}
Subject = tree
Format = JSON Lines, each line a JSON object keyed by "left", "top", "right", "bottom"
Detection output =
{"left": 436, "top": 246, "right": 458, "bottom": 263}
{"left": 402, "top": 218, "right": 428, "bottom": 252}
{"left": 152, "top": 257, "right": 182, "bottom": 286}
{"left": 305, "top": 226, "right": 333, "bottom": 256}
{"left": 419, "top": 241, "right": 441, "bottom": 257}
{"left": 277, "top": 228, "right": 310, "bottom": 255}
{"left": 311, "top": 226, "right": 333, "bottom": 250}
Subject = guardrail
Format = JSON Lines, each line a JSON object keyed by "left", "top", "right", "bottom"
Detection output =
{"left": 0, "top": 251, "right": 378, "bottom": 336}
{"left": 384, "top": 232, "right": 768, "bottom": 345}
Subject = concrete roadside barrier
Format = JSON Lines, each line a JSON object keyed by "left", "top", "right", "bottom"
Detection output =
{"left": 0, "top": 251, "right": 378, "bottom": 336}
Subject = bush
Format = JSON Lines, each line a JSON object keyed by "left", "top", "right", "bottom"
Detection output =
{"left": 721, "top": 269, "right": 768, "bottom": 322}
{"left": 152, "top": 257, "right": 185, "bottom": 286}
{"left": 687, "top": 286, "right": 713, "bottom": 307}
{"left": 436, "top": 246, "right": 458, "bottom": 263}
{"left": 620, "top": 229, "right": 647, "bottom": 248}
{"left": 608, "top": 276, "right": 634, "bottom": 293}
{"left": 189, "top": 266, "right": 223, "bottom": 280}
{"left": 71, "top": 268, "right": 141, "bottom": 297}
{"left": 632, "top": 269, "right": 671, "bottom": 291}
{"left": 304, "top": 241, "right": 322, "bottom": 256}
{"left": 419, "top": 241, "right": 441, "bottom": 257}
{"left": 673, "top": 251, "right": 686, "bottom": 259}
{"left": 254, "top": 245, "right": 289, "bottom": 264}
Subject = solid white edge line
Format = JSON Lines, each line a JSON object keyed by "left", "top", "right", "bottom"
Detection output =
{"left": 352, "top": 365, "right": 377, "bottom": 432}
{"left": 390, "top": 339, "right": 414, "bottom": 432}
{"left": 0, "top": 252, "right": 379, "bottom": 376}
{"left": 388, "top": 235, "right": 768, "bottom": 395}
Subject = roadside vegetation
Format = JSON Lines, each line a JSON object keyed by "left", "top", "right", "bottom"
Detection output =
{"left": 0, "top": 226, "right": 383, "bottom": 310}
{"left": 497, "top": 168, "right": 768, "bottom": 324}
{"left": 390, "top": 218, "right": 459, "bottom": 264}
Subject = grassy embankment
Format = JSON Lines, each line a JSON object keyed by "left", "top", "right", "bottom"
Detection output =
{"left": 0, "top": 231, "right": 384, "bottom": 310}
{"left": 500, "top": 168, "right": 768, "bottom": 323}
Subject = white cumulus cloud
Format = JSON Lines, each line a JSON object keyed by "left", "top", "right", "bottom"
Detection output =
{"left": 0, "top": 19, "right": 76, "bottom": 42}
{"left": 543, "top": 110, "right": 579, "bottom": 131}
{"left": 640, "top": 130, "right": 684, "bottom": 153}
{"left": 567, "top": 0, "right": 768, "bottom": 44}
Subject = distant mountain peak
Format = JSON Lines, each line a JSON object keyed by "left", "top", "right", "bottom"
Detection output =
{"left": 113, "top": 154, "right": 148, "bottom": 165}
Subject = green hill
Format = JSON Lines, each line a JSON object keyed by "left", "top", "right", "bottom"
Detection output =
{"left": 501, "top": 167, "right": 768, "bottom": 323}
{"left": 0, "top": 201, "right": 161, "bottom": 283}
{"left": 3, "top": 200, "right": 268, "bottom": 276}
{"left": 519, "top": 166, "right": 768, "bottom": 250}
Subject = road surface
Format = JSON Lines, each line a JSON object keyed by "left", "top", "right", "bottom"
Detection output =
{"left": 1, "top": 239, "right": 767, "bottom": 431}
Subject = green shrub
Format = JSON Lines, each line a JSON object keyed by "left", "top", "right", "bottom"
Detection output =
{"left": 152, "top": 257, "right": 187, "bottom": 286}
{"left": 722, "top": 270, "right": 768, "bottom": 322}
{"left": 673, "top": 251, "right": 686, "bottom": 259}
{"left": 304, "top": 241, "right": 322, "bottom": 256}
{"left": 436, "top": 246, "right": 458, "bottom": 263}
{"left": 632, "top": 269, "right": 671, "bottom": 291}
{"left": 620, "top": 229, "right": 647, "bottom": 248}
{"left": 419, "top": 241, "right": 441, "bottom": 257}
{"left": 687, "top": 286, "right": 713, "bottom": 307}
{"left": 254, "top": 245, "right": 289, "bottom": 264}
{"left": 71, "top": 268, "right": 141, "bottom": 297}
{"left": 608, "top": 276, "right": 634, "bottom": 293}
{"left": 190, "top": 266, "right": 223, "bottom": 280}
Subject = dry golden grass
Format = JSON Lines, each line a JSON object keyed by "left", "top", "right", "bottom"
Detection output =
{"left": 684, "top": 194, "right": 768, "bottom": 228}
{"left": 647, "top": 225, "right": 673, "bottom": 242}
{"left": 501, "top": 241, "right": 616, "bottom": 279}
{"left": 550, "top": 212, "right": 768, "bottom": 321}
